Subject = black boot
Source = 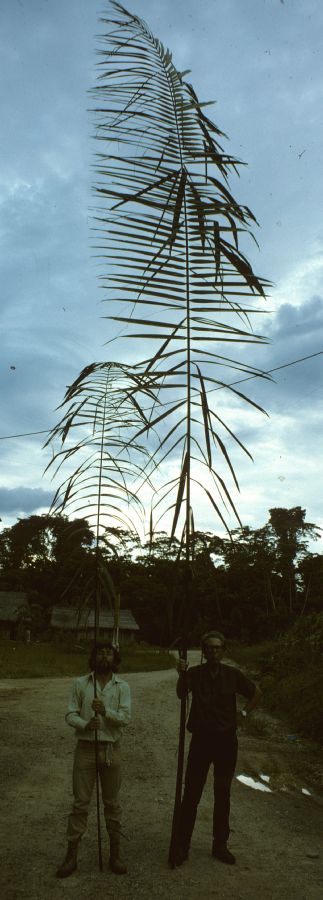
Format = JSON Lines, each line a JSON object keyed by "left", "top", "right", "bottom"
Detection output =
{"left": 109, "top": 832, "right": 127, "bottom": 875}
{"left": 56, "top": 841, "right": 78, "bottom": 878}
{"left": 212, "top": 841, "right": 236, "bottom": 865}
{"left": 174, "top": 842, "right": 190, "bottom": 867}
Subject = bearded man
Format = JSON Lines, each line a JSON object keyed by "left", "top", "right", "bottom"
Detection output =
{"left": 56, "top": 642, "right": 131, "bottom": 878}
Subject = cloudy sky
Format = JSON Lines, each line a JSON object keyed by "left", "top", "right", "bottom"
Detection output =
{"left": 1, "top": 0, "right": 322, "bottom": 549}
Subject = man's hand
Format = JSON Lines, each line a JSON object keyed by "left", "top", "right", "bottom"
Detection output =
{"left": 177, "top": 658, "right": 188, "bottom": 675}
{"left": 92, "top": 698, "right": 106, "bottom": 716}
{"left": 85, "top": 716, "right": 101, "bottom": 731}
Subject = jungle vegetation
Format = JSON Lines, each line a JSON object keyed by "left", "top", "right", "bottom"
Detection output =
{"left": 0, "top": 506, "right": 321, "bottom": 645}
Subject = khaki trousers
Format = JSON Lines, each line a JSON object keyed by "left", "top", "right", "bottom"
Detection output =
{"left": 67, "top": 740, "right": 122, "bottom": 842}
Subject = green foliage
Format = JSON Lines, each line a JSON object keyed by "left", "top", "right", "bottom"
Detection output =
{"left": 230, "top": 616, "right": 323, "bottom": 744}
{"left": 227, "top": 639, "right": 275, "bottom": 673}
{"left": 0, "top": 513, "right": 93, "bottom": 572}
{"left": 268, "top": 507, "right": 321, "bottom": 611}
{"left": 0, "top": 507, "right": 322, "bottom": 645}
{"left": 0, "top": 639, "right": 175, "bottom": 678}
{"left": 263, "top": 666, "right": 323, "bottom": 744}
{"left": 271, "top": 613, "right": 323, "bottom": 674}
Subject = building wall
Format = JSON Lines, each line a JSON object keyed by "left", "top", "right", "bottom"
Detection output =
{"left": 53, "top": 628, "right": 136, "bottom": 642}
{"left": 0, "top": 625, "right": 12, "bottom": 640}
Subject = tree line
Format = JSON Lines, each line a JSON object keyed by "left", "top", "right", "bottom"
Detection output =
{"left": 0, "top": 506, "right": 321, "bottom": 645}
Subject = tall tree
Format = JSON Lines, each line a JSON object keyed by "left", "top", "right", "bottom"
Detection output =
{"left": 298, "top": 553, "right": 323, "bottom": 616}
{"left": 268, "top": 507, "right": 321, "bottom": 611}
{"left": 0, "top": 513, "right": 93, "bottom": 573}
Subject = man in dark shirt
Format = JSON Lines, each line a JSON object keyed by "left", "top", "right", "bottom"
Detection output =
{"left": 175, "top": 630, "right": 260, "bottom": 866}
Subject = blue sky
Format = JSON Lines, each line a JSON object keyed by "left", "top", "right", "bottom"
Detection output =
{"left": 1, "top": 0, "right": 322, "bottom": 548}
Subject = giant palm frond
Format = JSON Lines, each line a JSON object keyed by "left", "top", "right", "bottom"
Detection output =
{"left": 45, "top": 361, "right": 151, "bottom": 607}
{"left": 92, "top": 1, "right": 271, "bottom": 547}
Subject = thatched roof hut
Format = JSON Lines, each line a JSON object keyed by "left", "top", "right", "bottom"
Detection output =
{"left": 0, "top": 592, "right": 31, "bottom": 639}
{"left": 50, "top": 606, "right": 139, "bottom": 642}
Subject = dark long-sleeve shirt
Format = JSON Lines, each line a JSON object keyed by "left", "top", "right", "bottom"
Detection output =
{"left": 185, "top": 663, "right": 255, "bottom": 734}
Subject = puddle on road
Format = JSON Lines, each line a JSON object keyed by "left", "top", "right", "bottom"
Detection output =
{"left": 237, "top": 774, "right": 272, "bottom": 792}
{"left": 236, "top": 772, "right": 312, "bottom": 797}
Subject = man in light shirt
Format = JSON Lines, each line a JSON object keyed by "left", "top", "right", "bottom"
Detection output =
{"left": 56, "top": 642, "right": 131, "bottom": 878}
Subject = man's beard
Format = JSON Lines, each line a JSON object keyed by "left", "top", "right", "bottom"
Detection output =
{"left": 95, "top": 661, "right": 112, "bottom": 674}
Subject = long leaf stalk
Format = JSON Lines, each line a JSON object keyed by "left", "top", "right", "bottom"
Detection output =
{"left": 45, "top": 361, "right": 152, "bottom": 869}
{"left": 93, "top": 379, "right": 107, "bottom": 872}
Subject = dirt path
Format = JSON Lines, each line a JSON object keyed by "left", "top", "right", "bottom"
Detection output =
{"left": 1, "top": 654, "right": 323, "bottom": 900}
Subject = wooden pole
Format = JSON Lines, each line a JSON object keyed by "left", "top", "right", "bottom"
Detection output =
{"left": 113, "top": 591, "right": 120, "bottom": 650}
{"left": 93, "top": 551, "right": 103, "bottom": 871}
{"left": 93, "top": 673, "right": 103, "bottom": 872}
{"left": 168, "top": 639, "right": 188, "bottom": 867}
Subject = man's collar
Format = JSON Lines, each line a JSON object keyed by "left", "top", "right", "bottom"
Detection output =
{"left": 89, "top": 671, "right": 121, "bottom": 683}
{"left": 205, "top": 662, "right": 221, "bottom": 677}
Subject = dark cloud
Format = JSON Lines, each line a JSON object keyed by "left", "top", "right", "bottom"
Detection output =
{"left": 264, "top": 296, "right": 323, "bottom": 405}
{"left": 234, "top": 295, "right": 323, "bottom": 416}
{"left": 0, "top": 486, "right": 53, "bottom": 515}
{"left": 270, "top": 295, "right": 323, "bottom": 342}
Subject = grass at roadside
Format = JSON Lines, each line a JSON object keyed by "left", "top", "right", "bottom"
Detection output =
{"left": 228, "top": 634, "right": 323, "bottom": 745}
{"left": 227, "top": 639, "right": 275, "bottom": 675}
{"left": 0, "top": 639, "right": 176, "bottom": 678}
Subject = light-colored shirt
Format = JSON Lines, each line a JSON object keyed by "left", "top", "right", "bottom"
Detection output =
{"left": 66, "top": 672, "right": 131, "bottom": 743}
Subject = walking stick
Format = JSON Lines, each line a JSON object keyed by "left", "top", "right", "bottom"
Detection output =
{"left": 168, "top": 638, "right": 188, "bottom": 867}
{"left": 112, "top": 591, "right": 120, "bottom": 651}
{"left": 93, "top": 674, "right": 104, "bottom": 872}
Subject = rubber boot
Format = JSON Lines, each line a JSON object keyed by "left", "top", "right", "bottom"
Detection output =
{"left": 56, "top": 841, "right": 78, "bottom": 878}
{"left": 174, "top": 841, "right": 190, "bottom": 867}
{"left": 212, "top": 841, "right": 236, "bottom": 865}
{"left": 109, "top": 832, "right": 127, "bottom": 875}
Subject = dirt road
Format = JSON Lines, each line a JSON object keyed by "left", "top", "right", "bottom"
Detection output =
{"left": 1, "top": 654, "right": 323, "bottom": 900}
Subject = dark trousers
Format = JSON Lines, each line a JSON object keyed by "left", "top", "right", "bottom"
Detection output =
{"left": 178, "top": 729, "right": 238, "bottom": 849}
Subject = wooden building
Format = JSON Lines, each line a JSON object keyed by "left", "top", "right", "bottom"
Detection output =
{"left": 50, "top": 606, "right": 139, "bottom": 642}
{"left": 0, "top": 592, "right": 31, "bottom": 640}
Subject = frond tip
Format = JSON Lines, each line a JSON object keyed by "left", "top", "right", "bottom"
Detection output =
{"left": 45, "top": 361, "right": 152, "bottom": 536}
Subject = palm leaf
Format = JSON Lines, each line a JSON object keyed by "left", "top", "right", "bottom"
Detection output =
{"left": 91, "top": 0, "right": 269, "bottom": 556}
{"left": 45, "top": 361, "right": 151, "bottom": 621}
